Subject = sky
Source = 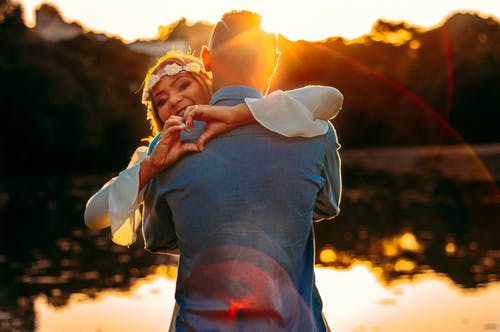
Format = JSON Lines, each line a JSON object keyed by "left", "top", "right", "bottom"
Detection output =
{"left": 16, "top": 0, "right": 500, "bottom": 42}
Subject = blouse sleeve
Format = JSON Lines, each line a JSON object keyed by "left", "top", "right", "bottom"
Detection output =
{"left": 245, "top": 85, "right": 343, "bottom": 137}
{"left": 84, "top": 146, "right": 148, "bottom": 246}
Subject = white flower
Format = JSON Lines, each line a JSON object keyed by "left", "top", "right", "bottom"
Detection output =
{"left": 184, "top": 62, "right": 201, "bottom": 73}
{"left": 142, "top": 74, "right": 161, "bottom": 102}
{"left": 164, "top": 63, "right": 183, "bottom": 76}
{"left": 142, "top": 62, "right": 204, "bottom": 104}
{"left": 148, "top": 75, "right": 160, "bottom": 90}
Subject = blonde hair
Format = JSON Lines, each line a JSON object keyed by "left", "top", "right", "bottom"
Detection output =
{"left": 142, "top": 51, "right": 212, "bottom": 135}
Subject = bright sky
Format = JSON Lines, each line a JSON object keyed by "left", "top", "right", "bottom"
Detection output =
{"left": 17, "top": 0, "right": 500, "bottom": 42}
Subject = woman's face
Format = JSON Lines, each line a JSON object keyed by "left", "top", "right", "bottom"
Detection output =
{"left": 151, "top": 71, "right": 210, "bottom": 123}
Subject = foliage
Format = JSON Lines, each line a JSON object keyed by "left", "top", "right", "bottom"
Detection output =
{"left": 0, "top": 0, "right": 153, "bottom": 175}
{"left": 0, "top": 3, "right": 499, "bottom": 175}
{"left": 273, "top": 13, "right": 500, "bottom": 147}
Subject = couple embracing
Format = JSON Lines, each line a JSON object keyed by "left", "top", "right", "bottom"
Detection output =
{"left": 86, "top": 10, "right": 342, "bottom": 331}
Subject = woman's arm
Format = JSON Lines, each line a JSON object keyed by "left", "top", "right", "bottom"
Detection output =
{"left": 245, "top": 85, "right": 343, "bottom": 137}
{"left": 183, "top": 85, "right": 344, "bottom": 148}
{"left": 84, "top": 146, "right": 148, "bottom": 246}
{"left": 84, "top": 116, "right": 198, "bottom": 247}
{"left": 139, "top": 116, "right": 199, "bottom": 188}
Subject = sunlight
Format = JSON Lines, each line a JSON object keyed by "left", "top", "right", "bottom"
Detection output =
{"left": 317, "top": 265, "right": 500, "bottom": 332}
{"left": 319, "top": 246, "right": 337, "bottom": 264}
{"left": 18, "top": 0, "right": 500, "bottom": 42}
{"left": 35, "top": 275, "right": 177, "bottom": 332}
{"left": 370, "top": 24, "right": 414, "bottom": 45}
{"left": 380, "top": 232, "right": 422, "bottom": 258}
{"left": 35, "top": 264, "right": 500, "bottom": 332}
{"left": 399, "top": 232, "right": 420, "bottom": 252}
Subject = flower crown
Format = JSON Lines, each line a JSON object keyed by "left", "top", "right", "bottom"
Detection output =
{"left": 141, "top": 62, "right": 203, "bottom": 103}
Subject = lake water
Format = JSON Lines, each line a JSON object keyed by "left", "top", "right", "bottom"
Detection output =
{"left": 1, "top": 144, "right": 499, "bottom": 331}
{"left": 33, "top": 264, "right": 500, "bottom": 332}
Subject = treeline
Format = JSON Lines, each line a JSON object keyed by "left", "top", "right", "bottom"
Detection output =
{"left": 273, "top": 13, "right": 500, "bottom": 147}
{"left": 1, "top": 0, "right": 499, "bottom": 175}
{"left": 0, "top": 0, "right": 154, "bottom": 175}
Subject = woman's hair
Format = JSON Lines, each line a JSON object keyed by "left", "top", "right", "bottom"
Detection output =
{"left": 141, "top": 51, "right": 212, "bottom": 135}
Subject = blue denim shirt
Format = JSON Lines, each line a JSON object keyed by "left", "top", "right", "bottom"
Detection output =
{"left": 143, "top": 85, "right": 341, "bottom": 331}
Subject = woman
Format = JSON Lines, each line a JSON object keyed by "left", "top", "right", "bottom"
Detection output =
{"left": 84, "top": 50, "right": 343, "bottom": 247}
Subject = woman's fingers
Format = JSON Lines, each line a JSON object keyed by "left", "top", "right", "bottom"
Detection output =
{"left": 163, "top": 116, "right": 185, "bottom": 131}
{"left": 155, "top": 125, "right": 184, "bottom": 148}
{"left": 165, "top": 124, "right": 187, "bottom": 133}
{"left": 184, "top": 105, "right": 199, "bottom": 129}
{"left": 184, "top": 105, "right": 214, "bottom": 129}
{"left": 178, "top": 143, "right": 200, "bottom": 154}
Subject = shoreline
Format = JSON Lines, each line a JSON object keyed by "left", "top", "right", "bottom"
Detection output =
{"left": 340, "top": 142, "right": 500, "bottom": 182}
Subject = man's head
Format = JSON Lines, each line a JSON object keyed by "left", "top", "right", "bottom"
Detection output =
{"left": 201, "top": 10, "right": 280, "bottom": 94}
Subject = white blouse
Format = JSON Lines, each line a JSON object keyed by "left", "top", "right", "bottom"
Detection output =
{"left": 84, "top": 85, "right": 343, "bottom": 246}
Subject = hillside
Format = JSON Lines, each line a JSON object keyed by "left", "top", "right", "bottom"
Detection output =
{"left": 0, "top": 1, "right": 499, "bottom": 175}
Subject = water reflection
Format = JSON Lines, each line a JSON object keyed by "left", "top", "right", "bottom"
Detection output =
{"left": 315, "top": 228, "right": 500, "bottom": 287}
{"left": 35, "top": 271, "right": 177, "bottom": 332}
{"left": 1, "top": 144, "right": 499, "bottom": 330}
{"left": 34, "top": 264, "right": 500, "bottom": 332}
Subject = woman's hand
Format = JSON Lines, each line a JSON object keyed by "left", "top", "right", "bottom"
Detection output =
{"left": 138, "top": 116, "right": 199, "bottom": 190}
{"left": 183, "top": 103, "right": 256, "bottom": 150}
{"left": 150, "top": 116, "right": 200, "bottom": 168}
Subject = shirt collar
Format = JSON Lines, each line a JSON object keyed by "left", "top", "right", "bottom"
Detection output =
{"left": 210, "top": 85, "right": 263, "bottom": 106}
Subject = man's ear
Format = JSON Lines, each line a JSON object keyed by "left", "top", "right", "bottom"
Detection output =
{"left": 201, "top": 46, "right": 211, "bottom": 71}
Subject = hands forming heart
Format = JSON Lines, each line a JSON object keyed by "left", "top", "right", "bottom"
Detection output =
{"left": 145, "top": 103, "right": 255, "bottom": 175}
{"left": 183, "top": 103, "right": 254, "bottom": 151}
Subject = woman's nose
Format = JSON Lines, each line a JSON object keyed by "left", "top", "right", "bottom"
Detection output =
{"left": 169, "top": 95, "right": 182, "bottom": 108}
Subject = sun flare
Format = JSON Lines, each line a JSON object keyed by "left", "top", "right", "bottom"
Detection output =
{"left": 18, "top": 0, "right": 500, "bottom": 42}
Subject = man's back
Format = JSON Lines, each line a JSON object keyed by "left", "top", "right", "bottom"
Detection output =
{"left": 144, "top": 86, "right": 341, "bottom": 331}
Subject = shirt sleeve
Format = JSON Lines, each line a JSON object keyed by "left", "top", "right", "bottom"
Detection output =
{"left": 244, "top": 85, "right": 343, "bottom": 137}
{"left": 84, "top": 146, "right": 148, "bottom": 246}
{"left": 313, "top": 125, "right": 342, "bottom": 221}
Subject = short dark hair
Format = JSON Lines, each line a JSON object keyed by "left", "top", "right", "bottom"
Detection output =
{"left": 209, "top": 10, "right": 264, "bottom": 50}
{"left": 208, "top": 10, "right": 279, "bottom": 93}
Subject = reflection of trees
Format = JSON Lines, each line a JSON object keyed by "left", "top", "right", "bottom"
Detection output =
{"left": 0, "top": 176, "right": 178, "bottom": 331}
{"left": 314, "top": 166, "right": 499, "bottom": 288}
{"left": 1, "top": 168, "right": 499, "bottom": 329}
{"left": 1, "top": 167, "right": 498, "bottom": 330}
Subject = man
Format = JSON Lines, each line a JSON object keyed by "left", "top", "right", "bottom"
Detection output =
{"left": 144, "top": 10, "right": 341, "bottom": 331}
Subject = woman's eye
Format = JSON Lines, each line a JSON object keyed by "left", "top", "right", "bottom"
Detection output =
{"left": 179, "top": 81, "right": 191, "bottom": 91}
{"left": 155, "top": 98, "right": 167, "bottom": 107}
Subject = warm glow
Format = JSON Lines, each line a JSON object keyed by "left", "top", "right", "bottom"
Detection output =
{"left": 371, "top": 26, "right": 414, "bottom": 45}
{"left": 35, "top": 274, "right": 177, "bottom": 332}
{"left": 409, "top": 39, "right": 421, "bottom": 50}
{"left": 394, "top": 258, "right": 417, "bottom": 273}
{"left": 317, "top": 266, "right": 500, "bottom": 332}
{"left": 35, "top": 264, "right": 500, "bottom": 332}
{"left": 446, "top": 242, "right": 457, "bottom": 255}
{"left": 319, "top": 246, "right": 337, "bottom": 264}
{"left": 382, "top": 238, "right": 399, "bottom": 257}
{"left": 382, "top": 232, "right": 421, "bottom": 257}
{"left": 17, "top": 0, "right": 500, "bottom": 42}
{"left": 155, "top": 264, "right": 178, "bottom": 279}
{"left": 399, "top": 232, "right": 420, "bottom": 252}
